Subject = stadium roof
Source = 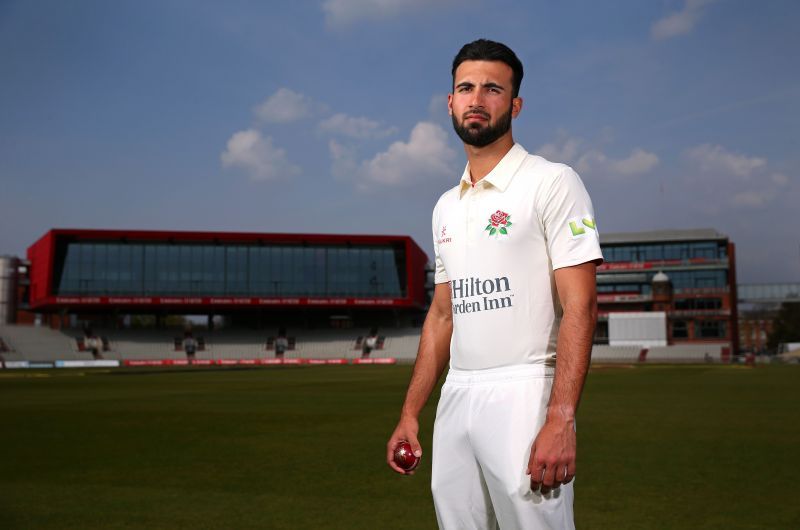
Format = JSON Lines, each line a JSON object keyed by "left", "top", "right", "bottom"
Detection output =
{"left": 600, "top": 228, "right": 728, "bottom": 245}
{"left": 24, "top": 229, "right": 430, "bottom": 311}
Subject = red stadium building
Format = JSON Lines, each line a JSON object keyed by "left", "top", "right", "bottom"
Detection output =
{"left": 596, "top": 229, "right": 738, "bottom": 354}
{"left": 13, "top": 229, "right": 429, "bottom": 329}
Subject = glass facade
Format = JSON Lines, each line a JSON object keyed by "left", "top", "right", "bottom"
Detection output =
{"left": 661, "top": 270, "right": 727, "bottom": 290}
{"left": 602, "top": 241, "right": 727, "bottom": 263}
{"left": 737, "top": 283, "right": 800, "bottom": 301}
{"left": 597, "top": 270, "right": 727, "bottom": 293}
{"left": 599, "top": 239, "right": 730, "bottom": 291}
{"left": 54, "top": 242, "right": 406, "bottom": 298}
{"left": 597, "top": 283, "right": 653, "bottom": 294}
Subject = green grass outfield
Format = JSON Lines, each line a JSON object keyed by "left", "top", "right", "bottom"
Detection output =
{"left": 1, "top": 364, "right": 798, "bottom": 529}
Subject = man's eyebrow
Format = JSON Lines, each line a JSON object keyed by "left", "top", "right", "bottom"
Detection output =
{"left": 455, "top": 81, "right": 506, "bottom": 90}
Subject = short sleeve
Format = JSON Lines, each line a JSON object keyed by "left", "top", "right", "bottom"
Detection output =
{"left": 539, "top": 167, "right": 604, "bottom": 270}
{"left": 432, "top": 201, "right": 449, "bottom": 284}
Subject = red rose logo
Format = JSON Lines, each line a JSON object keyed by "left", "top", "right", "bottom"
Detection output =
{"left": 485, "top": 210, "right": 512, "bottom": 237}
{"left": 490, "top": 210, "right": 509, "bottom": 227}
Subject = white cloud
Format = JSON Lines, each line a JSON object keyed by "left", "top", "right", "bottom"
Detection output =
{"left": 254, "top": 88, "right": 313, "bottom": 123}
{"left": 328, "top": 139, "right": 358, "bottom": 178}
{"left": 770, "top": 173, "right": 789, "bottom": 186}
{"left": 535, "top": 135, "right": 581, "bottom": 163}
{"left": 576, "top": 148, "right": 659, "bottom": 178}
{"left": 732, "top": 190, "right": 774, "bottom": 208}
{"left": 221, "top": 129, "right": 301, "bottom": 181}
{"left": 536, "top": 131, "right": 658, "bottom": 179}
{"left": 322, "top": 0, "right": 452, "bottom": 28}
{"left": 682, "top": 143, "right": 794, "bottom": 209}
{"left": 651, "top": 0, "right": 718, "bottom": 40}
{"left": 318, "top": 113, "right": 396, "bottom": 139}
{"left": 686, "top": 144, "right": 766, "bottom": 178}
{"left": 609, "top": 148, "right": 660, "bottom": 176}
{"left": 358, "top": 121, "right": 456, "bottom": 187}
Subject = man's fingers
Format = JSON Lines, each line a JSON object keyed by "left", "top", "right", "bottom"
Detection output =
{"left": 529, "top": 464, "right": 544, "bottom": 491}
{"left": 386, "top": 436, "right": 408, "bottom": 473}
{"left": 540, "top": 463, "right": 557, "bottom": 495}
{"left": 541, "top": 461, "right": 557, "bottom": 487}
{"left": 403, "top": 435, "right": 422, "bottom": 475}
{"left": 541, "top": 466, "right": 561, "bottom": 495}
{"left": 386, "top": 438, "right": 398, "bottom": 464}
{"left": 408, "top": 436, "right": 423, "bottom": 458}
{"left": 533, "top": 463, "right": 572, "bottom": 494}
{"left": 563, "top": 462, "right": 576, "bottom": 484}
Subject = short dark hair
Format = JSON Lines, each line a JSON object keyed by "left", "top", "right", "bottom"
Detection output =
{"left": 452, "top": 39, "right": 524, "bottom": 98}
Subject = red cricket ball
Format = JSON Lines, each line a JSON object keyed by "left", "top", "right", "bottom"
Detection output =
{"left": 393, "top": 440, "right": 420, "bottom": 472}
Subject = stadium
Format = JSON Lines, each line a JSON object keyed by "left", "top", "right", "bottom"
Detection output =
{"left": 0, "top": 226, "right": 747, "bottom": 368}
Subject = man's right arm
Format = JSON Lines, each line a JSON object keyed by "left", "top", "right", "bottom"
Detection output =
{"left": 386, "top": 282, "right": 453, "bottom": 474}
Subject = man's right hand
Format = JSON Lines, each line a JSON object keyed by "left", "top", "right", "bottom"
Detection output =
{"left": 386, "top": 416, "right": 422, "bottom": 475}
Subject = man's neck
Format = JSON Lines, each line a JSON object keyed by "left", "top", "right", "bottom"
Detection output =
{"left": 465, "top": 134, "right": 515, "bottom": 184}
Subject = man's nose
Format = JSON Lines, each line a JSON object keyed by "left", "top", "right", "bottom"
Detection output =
{"left": 469, "top": 90, "right": 485, "bottom": 108}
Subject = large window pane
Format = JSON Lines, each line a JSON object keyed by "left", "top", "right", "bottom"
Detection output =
{"left": 53, "top": 241, "right": 406, "bottom": 298}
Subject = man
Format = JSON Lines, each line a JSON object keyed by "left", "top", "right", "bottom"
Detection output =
{"left": 363, "top": 328, "right": 378, "bottom": 358}
{"left": 275, "top": 334, "right": 288, "bottom": 358}
{"left": 183, "top": 333, "right": 197, "bottom": 363}
{"left": 386, "top": 39, "right": 603, "bottom": 529}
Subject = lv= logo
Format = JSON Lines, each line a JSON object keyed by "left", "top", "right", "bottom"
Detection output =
{"left": 569, "top": 217, "right": 597, "bottom": 237}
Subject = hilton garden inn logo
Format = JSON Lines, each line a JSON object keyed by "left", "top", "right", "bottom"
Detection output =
{"left": 450, "top": 276, "right": 513, "bottom": 315}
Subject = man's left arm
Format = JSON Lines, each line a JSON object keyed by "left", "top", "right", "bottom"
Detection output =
{"left": 527, "top": 261, "right": 597, "bottom": 494}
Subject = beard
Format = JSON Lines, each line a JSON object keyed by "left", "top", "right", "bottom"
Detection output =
{"left": 451, "top": 106, "right": 513, "bottom": 147}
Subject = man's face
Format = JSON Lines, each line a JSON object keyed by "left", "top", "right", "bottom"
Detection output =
{"left": 448, "top": 60, "right": 522, "bottom": 147}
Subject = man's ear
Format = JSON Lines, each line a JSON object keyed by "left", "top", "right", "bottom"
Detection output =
{"left": 512, "top": 97, "right": 523, "bottom": 118}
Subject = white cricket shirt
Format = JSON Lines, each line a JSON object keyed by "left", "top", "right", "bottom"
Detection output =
{"left": 432, "top": 143, "right": 603, "bottom": 370}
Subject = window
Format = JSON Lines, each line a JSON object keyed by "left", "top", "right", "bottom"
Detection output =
{"left": 668, "top": 270, "right": 727, "bottom": 290}
{"left": 53, "top": 240, "right": 406, "bottom": 298}
{"left": 695, "top": 320, "right": 727, "bottom": 339}
{"left": 642, "top": 245, "right": 662, "bottom": 261}
{"left": 690, "top": 242, "right": 717, "bottom": 260}
{"left": 663, "top": 244, "right": 681, "bottom": 260}
{"left": 672, "top": 320, "right": 688, "bottom": 338}
{"left": 674, "top": 298, "right": 722, "bottom": 310}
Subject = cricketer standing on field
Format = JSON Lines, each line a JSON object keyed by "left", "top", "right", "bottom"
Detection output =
{"left": 386, "top": 39, "right": 603, "bottom": 530}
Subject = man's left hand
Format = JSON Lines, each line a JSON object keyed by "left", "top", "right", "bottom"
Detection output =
{"left": 526, "top": 417, "right": 576, "bottom": 494}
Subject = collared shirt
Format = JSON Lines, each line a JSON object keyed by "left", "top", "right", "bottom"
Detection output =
{"left": 432, "top": 143, "right": 603, "bottom": 370}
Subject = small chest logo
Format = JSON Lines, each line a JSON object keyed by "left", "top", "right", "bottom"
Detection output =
{"left": 485, "top": 210, "right": 512, "bottom": 237}
{"left": 437, "top": 225, "right": 452, "bottom": 245}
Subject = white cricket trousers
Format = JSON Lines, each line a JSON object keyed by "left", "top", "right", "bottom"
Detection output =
{"left": 431, "top": 364, "right": 575, "bottom": 530}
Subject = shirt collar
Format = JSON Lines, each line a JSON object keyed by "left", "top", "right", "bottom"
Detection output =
{"left": 458, "top": 143, "right": 528, "bottom": 198}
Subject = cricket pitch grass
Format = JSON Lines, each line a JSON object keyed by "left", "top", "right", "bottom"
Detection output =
{"left": 1, "top": 364, "right": 798, "bottom": 529}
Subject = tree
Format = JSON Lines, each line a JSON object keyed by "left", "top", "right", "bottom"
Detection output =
{"left": 767, "top": 302, "right": 800, "bottom": 350}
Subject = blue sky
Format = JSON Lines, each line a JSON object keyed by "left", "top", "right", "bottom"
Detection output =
{"left": 1, "top": 0, "right": 798, "bottom": 283}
